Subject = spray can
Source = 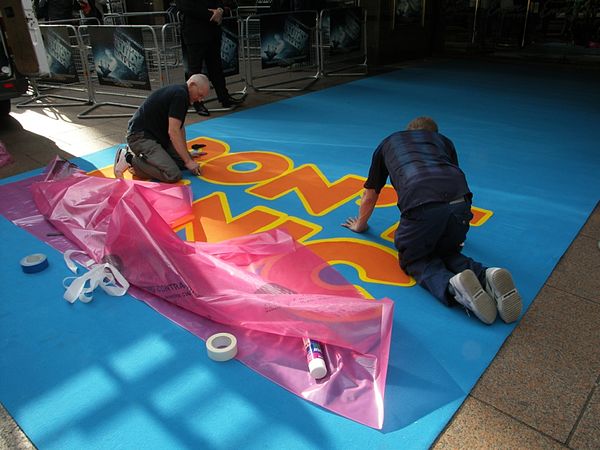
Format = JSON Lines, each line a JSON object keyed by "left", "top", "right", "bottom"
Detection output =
{"left": 302, "top": 337, "right": 327, "bottom": 379}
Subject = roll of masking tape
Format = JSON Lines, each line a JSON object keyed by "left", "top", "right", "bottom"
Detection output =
{"left": 206, "top": 332, "right": 238, "bottom": 362}
{"left": 20, "top": 253, "right": 49, "bottom": 274}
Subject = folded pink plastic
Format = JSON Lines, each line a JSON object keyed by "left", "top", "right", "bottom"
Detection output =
{"left": 0, "top": 141, "right": 13, "bottom": 168}
{"left": 29, "top": 164, "right": 394, "bottom": 429}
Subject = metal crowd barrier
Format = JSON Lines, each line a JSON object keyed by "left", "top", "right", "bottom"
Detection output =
{"left": 76, "top": 24, "right": 164, "bottom": 119}
{"left": 103, "top": 11, "right": 176, "bottom": 26}
{"left": 38, "top": 17, "right": 102, "bottom": 26}
{"left": 242, "top": 10, "right": 321, "bottom": 91}
{"left": 102, "top": 12, "right": 182, "bottom": 85}
{"left": 17, "top": 7, "right": 370, "bottom": 118}
{"left": 237, "top": 5, "right": 272, "bottom": 18}
{"left": 105, "top": 0, "right": 127, "bottom": 14}
{"left": 443, "top": 0, "right": 600, "bottom": 55}
{"left": 160, "top": 22, "right": 184, "bottom": 84}
{"left": 318, "top": 6, "right": 367, "bottom": 77}
{"left": 17, "top": 24, "right": 93, "bottom": 109}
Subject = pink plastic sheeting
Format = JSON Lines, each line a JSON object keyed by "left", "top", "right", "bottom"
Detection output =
{"left": 9, "top": 159, "right": 394, "bottom": 429}
{"left": 0, "top": 159, "right": 192, "bottom": 260}
{"left": 0, "top": 141, "right": 14, "bottom": 168}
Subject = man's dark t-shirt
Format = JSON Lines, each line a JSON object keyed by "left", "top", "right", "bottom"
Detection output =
{"left": 128, "top": 84, "right": 189, "bottom": 149}
{"left": 364, "top": 130, "right": 471, "bottom": 212}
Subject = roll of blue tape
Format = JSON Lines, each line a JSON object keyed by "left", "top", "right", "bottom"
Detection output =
{"left": 20, "top": 253, "right": 49, "bottom": 273}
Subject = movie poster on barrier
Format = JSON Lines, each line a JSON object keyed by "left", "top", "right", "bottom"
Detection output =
{"left": 221, "top": 18, "right": 239, "bottom": 77}
{"left": 394, "top": 0, "right": 423, "bottom": 28}
{"left": 260, "top": 12, "right": 314, "bottom": 69}
{"left": 329, "top": 7, "right": 362, "bottom": 55}
{"left": 89, "top": 27, "right": 151, "bottom": 90}
{"left": 41, "top": 28, "right": 79, "bottom": 84}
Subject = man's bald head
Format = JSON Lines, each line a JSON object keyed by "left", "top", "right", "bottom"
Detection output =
{"left": 187, "top": 74, "right": 210, "bottom": 104}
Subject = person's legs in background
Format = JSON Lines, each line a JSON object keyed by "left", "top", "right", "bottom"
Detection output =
{"left": 204, "top": 34, "right": 229, "bottom": 105}
{"left": 205, "top": 31, "right": 244, "bottom": 107}
{"left": 184, "top": 42, "right": 210, "bottom": 116}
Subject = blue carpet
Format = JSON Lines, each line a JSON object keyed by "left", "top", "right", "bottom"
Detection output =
{"left": 1, "top": 59, "right": 599, "bottom": 449}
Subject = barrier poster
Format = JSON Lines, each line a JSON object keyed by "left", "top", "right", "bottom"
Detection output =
{"left": 394, "top": 0, "right": 423, "bottom": 27}
{"left": 328, "top": 7, "right": 362, "bottom": 54}
{"left": 89, "top": 27, "right": 151, "bottom": 90}
{"left": 221, "top": 18, "right": 240, "bottom": 77}
{"left": 260, "top": 12, "right": 314, "bottom": 68}
{"left": 41, "top": 28, "right": 79, "bottom": 84}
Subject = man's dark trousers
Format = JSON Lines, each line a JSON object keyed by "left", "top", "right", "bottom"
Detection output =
{"left": 394, "top": 200, "right": 487, "bottom": 306}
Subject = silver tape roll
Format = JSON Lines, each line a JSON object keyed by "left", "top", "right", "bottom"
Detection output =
{"left": 206, "top": 332, "right": 238, "bottom": 362}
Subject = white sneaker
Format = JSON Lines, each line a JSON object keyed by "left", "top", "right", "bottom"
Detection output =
{"left": 485, "top": 268, "right": 522, "bottom": 323}
{"left": 113, "top": 146, "right": 130, "bottom": 179}
{"left": 449, "top": 269, "right": 497, "bottom": 324}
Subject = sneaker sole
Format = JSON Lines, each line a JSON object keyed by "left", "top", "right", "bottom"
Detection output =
{"left": 451, "top": 270, "right": 497, "bottom": 325}
{"left": 487, "top": 269, "right": 522, "bottom": 323}
{"left": 113, "top": 147, "right": 125, "bottom": 178}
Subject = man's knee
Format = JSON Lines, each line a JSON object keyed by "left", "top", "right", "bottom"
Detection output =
{"left": 162, "top": 168, "right": 182, "bottom": 183}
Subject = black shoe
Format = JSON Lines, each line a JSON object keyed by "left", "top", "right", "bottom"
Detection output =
{"left": 194, "top": 101, "right": 210, "bottom": 116}
{"left": 221, "top": 95, "right": 245, "bottom": 108}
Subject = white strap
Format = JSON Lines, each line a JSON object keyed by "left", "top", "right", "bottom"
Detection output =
{"left": 64, "top": 249, "right": 95, "bottom": 274}
{"left": 63, "top": 255, "right": 129, "bottom": 304}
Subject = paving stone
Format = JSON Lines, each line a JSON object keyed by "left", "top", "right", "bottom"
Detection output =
{"left": 433, "top": 397, "right": 566, "bottom": 449}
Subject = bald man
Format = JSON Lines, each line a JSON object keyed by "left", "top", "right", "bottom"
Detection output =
{"left": 114, "top": 74, "right": 210, "bottom": 182}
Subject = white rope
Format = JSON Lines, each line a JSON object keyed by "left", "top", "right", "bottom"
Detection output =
{"left": 62, "top": 250, "right": 129, "bottom": 303}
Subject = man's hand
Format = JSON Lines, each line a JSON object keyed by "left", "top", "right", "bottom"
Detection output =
{"left": 342, "top": 189, "right": 378, "bottom": 234}
{"left": 341, "top": 217, "right": 368, "bottom": 233}
{"left": 185, "top": 160, "right": 201, "bottom": 176}
{"left": 209, "top": 8, "right": 223, "bottom": 24}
